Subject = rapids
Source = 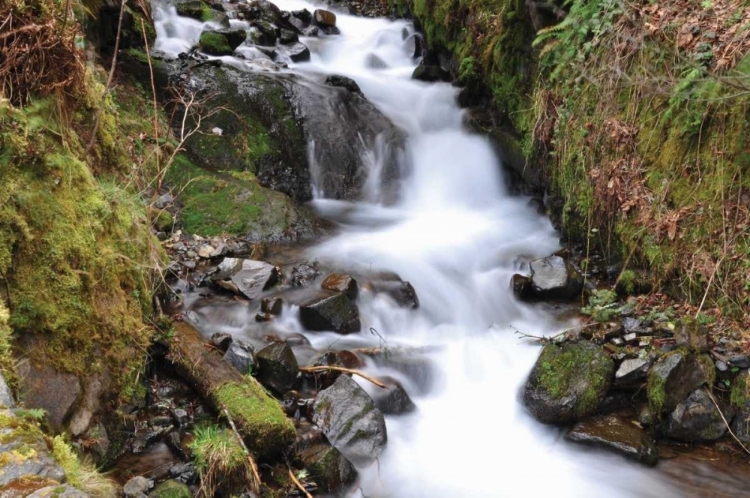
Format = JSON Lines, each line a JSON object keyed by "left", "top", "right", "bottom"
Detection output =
{"left": 152, "top": 1, "right": 681, "bottom": 495}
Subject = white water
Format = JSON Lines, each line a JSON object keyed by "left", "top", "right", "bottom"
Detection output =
{"left": 153, "top": 2, "right": 680, "bottom": 496}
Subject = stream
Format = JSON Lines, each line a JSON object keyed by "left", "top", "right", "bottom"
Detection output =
{"left": 151, "top": 1, "right": 686, "bottom": 496}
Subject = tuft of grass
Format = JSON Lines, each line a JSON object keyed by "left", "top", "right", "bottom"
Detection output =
{"left": 52, "top": 436, "right": 118, "bottom": 497}
{"left": 189, "top": 425, "right": 253, "bottom": 497}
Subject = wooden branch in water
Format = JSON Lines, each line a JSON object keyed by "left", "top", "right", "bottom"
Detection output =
{"left": 288, "top": 468, "right": 313, "bottom": 498}
{"left": 222, "top": 406, "right": 261, "bottom": 495}
{"left": 299, "top": 366, "right": 389, "bottom": 389}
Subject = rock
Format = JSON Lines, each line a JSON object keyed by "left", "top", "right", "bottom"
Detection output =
{"left": 256, "top": 342, "right": 299, "bottom": 395}
{"left": 300, "top": 293, "right": 361, "bottom": 333}
{"left": 171, "top": 408, "right": 189, "bottom": 427}
{"left": 224, "top": 340, "right": 256, "bottom": 375}
{"left": 370, "top": 377, "right": 416, "bottom": 415}
{"left": 275, "top": 41, "right": 311, "bottom": 62}
{"left": 210, "top": 332, "right": 233, "bottom": 352}
{"left": 149, "top": 479, "right": 191, "bottom": 498}
{"left": 199, "top": 29, "right": 247, "bottom": 55}
{"left": 197, "top": 244, "right": 214, "bottom": 259}
{"left": 123, "top": 476, "right": 152, "bottom": 497}
{"left": 325, "top": 75, "right": 361, "bottom": 94}
{"left": 566, "top": 415, "right": 658, "bottom": 466}
{"left": 261, "top": 297, "right": 284, "bottom": 315}
{"left": 614, "top": 358, "right": 651, "bottom": 388}
{"left": 528, "top": 255, "right": 583, "bottom": 300}
{"left": 411, "top": 64, "right": 450, "bottom": 82}
{"left": 523, "top": 340, "right": 614, "bottom": 424}
{"left": 321, "top": 273, "right": 359, "bottom": 300}
{"left": 368, "top": 279, "right": 419, "bottom": 309}
{"left": 312, "top": 375, "right": 387, "bottom": 465}
{"left": 674, "top": 317, "right": 709, "bottom": 353}
{"left": 308, "top": 351, "right": 364, "bottom": 389}
{"left": 291, "top": 263, "right": 319, "bottom": 287}
{"left": 365, "top": 53, "right": 388, "bottom": 69}
{"left": 17, "top": 361, "right": 81, "bottom": 432}
{"left": 292, "top": 8, "right": 313, "bottom": 23}
{"left": 0, "top": 409, "right": 66, "bottom": 486}
{"left": 313, "top": 9, "right": 336, "bottom": 27}
{"left": 663, "top": 388, "right": 735, "bottom": 442}
{"left": 0, "top": 373, "right": 15, "bottom": 408}
{"left": 212, "top": 258, "right": 279, "bottom": 300}
{"left": 647, "top": 351, "right": 713, "bottom": 413}
{"left": 28, "top": 485, "right": 89, "bottom": 497}
{"left": 175, "top": 0, "right": 228, "bottom": 25}
{"left": 279, "top": 29, "right": 299, "bottom": 44}
{"left": 302, "top": 25, "right": 320, "bottom": 36}
{"left": 300, "top": 444, "right": 357, "bottom": 494}
{"left": 250, "top": 20, "right": 279, "bottom": 45}
{"left": 729, "top": 354, "right": 750, "bottom": 369}
{"left": 511, "top": 274, "right": 532, "bottom": 300}
{"left": 69, "top": 373, "right": 108, "bottom": 436}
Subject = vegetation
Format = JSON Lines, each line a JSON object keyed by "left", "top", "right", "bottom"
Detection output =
{"left": 52, "top": 436, "right": 118, "bottom": 496}
{"left": 190, "top": 424, "right": 255, "bottom": 497}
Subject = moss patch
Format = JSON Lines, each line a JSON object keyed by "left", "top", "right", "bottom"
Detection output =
{"left": 730, "top": 371, "right": 749, "bottom": 409}
{"left": 190, "top": 424, "right": 253, "bottom": 496}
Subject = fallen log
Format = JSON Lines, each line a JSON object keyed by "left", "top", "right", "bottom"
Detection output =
{"left": 169, "top": 321, "right": 296, "bottom": 459}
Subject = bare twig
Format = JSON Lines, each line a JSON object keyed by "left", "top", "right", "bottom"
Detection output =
{"left": 86, "top": 0, "right": 127, "bottom": 152}
{"left": 288, "top": 468, "right": 313, "bottom": 498}
{"left": 221, "top": 406, "right": 261, "bottom": 494}
{"left": 703, "top": 388, "right": 750, "bottom": 459}
{"left": 299, "top": 366, "right": 389, "bottom": 389}
{"left": 141, "top": 17, "right": 160, "bottom": 189}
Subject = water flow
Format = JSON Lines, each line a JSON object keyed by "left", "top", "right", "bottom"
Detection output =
{"left": 152, "top": 2, "right": 679, "bottom": 495}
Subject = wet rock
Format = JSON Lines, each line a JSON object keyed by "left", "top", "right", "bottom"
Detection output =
{"left": 199, "top": 29, "right": 247, "bottom": 55}
{"left": 312, "top": 375, "right": 387, "bottom": 465}
{"left": 313, "top": 9, "right": 337, "bottom": 27}
{"left": 411, "top": 64, "right": 450, "bottom": 82}
{"left": 647, "top": 351, "right": 713, "bottom": 413}
{"left": 366, "top": 53, "right": 388, "bottom": 69}
{"left": 69, "top": 373, "right": 109, "bottom": 436}
{"left": 307, "top": 351, "right": 363, "bottom": 389}
{"left": 169, "top": 462, "right": 197, "bottom": 484}
{"left": 370, "top": 377, "right": 416, "bottom": 415}
{"left": 527, "top": 255, "right": 583, "bottom": 300}
{"left": 300, "top": 444, "right": 357, "bottom": 494}
{"left": 292, "top": 8, "right": 312, "bottom": 23}
{"left": 275, "top": 41, "right": 311, "bottom": 62}
{"left": 511, "top": 274, "right": 532, "bottom": 300}
{"left": 176, "top": 0, "right": 228, "bottom": 25}
{"left": 224, "top": 340, "right": 256, "bottom": 375}
{"left": 212, "top": 258, "right": 279, "bottom": 300}
{"left": 566, "top": 415, "right": 658, "bottom": 466}
{"left": 0, "top": 373, "right": 15, "bottom": 408}
{"left": 0, "top": 409, "right": 66, "bottom": 486}
{"left": 197, "top": 244, "right": 214, "bottom": 259}
{"left": 291, "top": 263, "right": 320, "bottom": 287}
{"left": 171, "top": 408, "right": 189, "bottom": 427}
{"left": 261, "top": 297, "right": 284, "bottom": 315}
{"left": 17, "top": 361, "right": 81, "bottom": 432}
{"left": 325, "top": 75, "right": 362, "bottom": 94}
{"left": 368, "top": 280, "right": 419, "bottom": 309}
{"left": 149, "top": 479, "right": 191, "bottom": 498}
{"left": 279, "top": 29, "right": 299, "bottom": 44}
{"left": 300, "top": 293, "right": 361, "bottom": 334}
{"left": 663, "top": 389, "right": 735, "bottom": 442}
{"left": 250, "top": 20, "right": 279, "bottom": 45}
{"left": 302, "top": 25, "right": 320, "bottom": 36}
{"left": 256, "top": 342, "right": 299, "bottom": 395}
{"left": 614, "top": 358, "right": 651, "bottom": 388}
{"left": 674, "top": 317, "right": 709, "bottom": 353}
{"left": 321, "top": 273, "right": 359, "bottom": 300}
{"left": 124, "top": 476, "right": 152, "bottom": 497}
{"left": 523, "top": 340, "right": 614, "bottom": 424}
{"left": 210, "top": 332, "right": 233, "bottom": 352}
{"left": 28, "top": 485, "right": 88, "bottom": 497}
{"left": 729, "top": 354, "right": 750, "bottom": 369}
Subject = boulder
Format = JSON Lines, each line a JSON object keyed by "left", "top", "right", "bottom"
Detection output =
{"left": 69, "top": 373, "right": 109, "bottom": 436}
{"left": 321, "top": 273, "right": 359, "bottom": 300}
{"left": 300, "top": 444, "right": 357, "bottom": 494}
{"left": 663, "top": 389, "right": 735, "bottom": 442}
{"left": 17, "top": 361, "right": 81, "bottom": 433}
{"left": 614, "top": 358, "right": 651, "bottom": 388}
{"left": 325, "top": 75, "right": 362, "bottom": 94}
{"left": 307, "top": 351, "right": 364, "bottom": 389}
{"left": 279, "top": 29, "right": 299, "bottom": 44}
{"left": 291, "top": 263, "right": 320, "bottom": 287}
{"left": 256, "top": 342, "right": 299, "bottom": 395}
{"left": 0, "top": 373, "right": 15, "bottom": 408}
{"left": 261, "top": 297, "right": 284, "bottom": 315}
{"left": 300, "top": 293, "right": 361, "bottom": 333}
{"left": 312, "top": 375, "right": 387, "bottom": 465}
{"left": 210, "top": 332, "right": 233, "bottom": 352}
{"left": 647, "top": 350, "right": 713, "bottom": 413}
{"left": 176, "top": 0, "right": 229, "bottom": 25}
{"left": 275, "top": 41, "right": 311, "bottom": 62}
{"left": 27, "top": 485, "right": 89, "bottom": 497}
{"left": 0, "top": 409, "right": 66, "bottom": 487}
{"left": 368, "top": 279, "right": 419, "bottom": 309}
{"left": 673, "top": 316, "right": 709, "bottom": 353}
{"left": 302, "top": 26, "right": 320, "bottom": 36}
{"left": 313, "top": 9, "right": 337, "bottom": 27}
{"left": 224, "top": 340, "right": 256, "bottom": 375}
{"left": 565, "top": 415, "right": 659, "bottom": 466}
{"left": 250, "top": 20, "right": 279, "bottom": 45}
{"left": 123, "top": 476, "right": 151, "bottom": 497}
{"left": 149, "top": 479, "right": 191, "bottom": 498}
{"left": 511, "top": 274, "right": 532, "bottom": 300}
{"left": 411, "top": 65, "right": 450, "bottom": 82}
{"left": 199, "top": 29, "right": 247, "bottom": 55}
{"left": 527, "top": 255, "right": 583, "bottom": 300}
{"left": 370, "top": 377, "right": 416, "bottom": 415}
{"left": 523, "top": 340, "right": 614, "bottom": 424}
{"left": 212, "top": 258, "right": 279, "bottom": 300}
{"left": 292, "top": 8, "right": 313, "bottom": 23}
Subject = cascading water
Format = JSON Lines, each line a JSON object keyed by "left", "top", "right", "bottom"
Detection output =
{"left": 153, "top": 2, "right": 682, "bottom": 495}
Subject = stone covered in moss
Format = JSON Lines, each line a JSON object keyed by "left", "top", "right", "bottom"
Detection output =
{"left": 647, "top": 350, "right": 713, "bottom": 414}
{"left": 0, "top": 410, "right": 65, "bottom": 488}
{"left": 566, "top": 415, "right": 659, "bottom": 466}
{"left": 149, "top": 479, "right": 191, "bottom": 498}
{"left": 663, "top": 389, "right": 735, "bottom": 442}
{"left": 198, "top": 30, "right": 246, "bottom": 55}
{"left": 300, "top": 444, "right": 356, "bottom": 494}
{"left": 523, "top": 340, "right": 614, "bottom": 424}
{"left": 175, "top": 0, "right": 228, "bottom": 25}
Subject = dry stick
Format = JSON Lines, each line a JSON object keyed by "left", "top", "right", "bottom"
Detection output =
{"left": 221, "top": 406, "right": 261, "bottom": 494}
{"left": 694, "top": 254, "right": 725, "bottom": 319}
{"left": 703, "top": 388, "right": 750, "bottom": 459}
{"left": 299, "top": 366, "right": 389, "bottom": 389}
{"left": 140, "top": 17, "right": 161, "bottom": 191}
{"left": 86, "top": 0, "right": 127, "bottom": 152}
{"left": 288, "top": 468, "right": 313, "bottom": 498}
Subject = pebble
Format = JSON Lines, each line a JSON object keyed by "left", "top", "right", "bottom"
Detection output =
{"left": 729, "top": 355, "right": 750, "bottom": 369}
{"left": 715, "top": 360, "right": 728, "bottom": 372}
{"left": 198, "top": 244, "right": 214, "bottom": 259}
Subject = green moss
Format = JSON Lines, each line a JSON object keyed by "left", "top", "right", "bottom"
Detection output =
{"left": 730, "top": 372, "right": 749, "bottom": 409}
{"left": 199, "top": 32, "right": 232, "bottom": 55}
{"left": 190, "top": 424, "right": 252, "bottom": 496}
{"left": 213, "top": 379, "right": 296, "bottom": 457}
{"left": 52, "top": 436, "right": 118, "bottom": 496}
{"left": 149, "top": 480, "right": 191, "bottom": 498}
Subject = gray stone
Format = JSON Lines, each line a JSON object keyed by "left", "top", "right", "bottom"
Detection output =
{"left": 197, "top": 244, "right": 214, "bottom": 259}
{"left": 528, "top": 255, "right": 583, "bottom": 300}
{"left": 647, "top": 351, "right": 713, "bottom": 413}
{"left": 566, "top": 415, "right": 659, "bottom": 466}
{"left": 275, "top": 42, "right": 311, "bottom": 62}
{"left": 300, "top": 444, "right": 356, "bottom": 494}
{"left": 28, "top": 485, "right": 89, "bottom": 497}
{"left": 368, "top": 279, "right": 419, "bottom": 309}
{"left": 212, "top": 258, "right": 278, "bottom": 300}
{"left": 69, "top": 373, "right": 108, "bottom": 436}
{"left": 300, "top": 293, "right": 361, "bottom": 334}
{"left": 261, "top": 297, "right": 284, "bottom": 315}
{"left": 0, "top": 372, "right": 15, "bottom": 408}
{"left": 729, "top": 354, "right": 750, "bottom": 369}
{"left": 674, "top": 317, "right": 709, "bottom": 353}
{"left": 256, "top": 342, "right": 299, "bottom": 395}
{"left": 663, "top": 389, "right": 735, "bottom": 442}
{"left": 224, "top": 340, "right": 256, "bottom": 375}
{"left": 124, "top": 476, "right": 152, "bottom": 497}
{"left": 312, "top": 375, "right": 387, "bottom": 465}
{"left": 614, "top": 358, "right": 650, "bottom": 387}
{"left": 324, "top": 75, "right": 361, "bottom": 95}
{"left": 17, "top": 361, "right": 81, "bottom": 432}
{"left": 370, "top": 377, "right": 416, "bottom": 415}
{"left": 291, "top": 263, "right": 319, "bottom": 287}
{"left": 0, "top": 409, "right": 66, "bottom": 486}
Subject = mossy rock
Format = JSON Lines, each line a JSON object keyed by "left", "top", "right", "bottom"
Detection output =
{"left": 198, "top": 31, "right": 238, "bottom": 56}
{"left": 523, "top": 340, "right": 614, "bottom": 424}
{"left": 647, "top": 350, "right": 713, "bottom": 414}
{"left": 730, "top": 370, "right": 750, "bottom": 410}
{"left": 149, "top": 479, "right": 191, "bottom": 498}
{"left": 176, "top": 0, "right": 228, "bottom": 25}
{"left": 301, "top": 444, "right": 356, "bottom": 494}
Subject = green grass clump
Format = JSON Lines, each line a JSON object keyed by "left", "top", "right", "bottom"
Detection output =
{"left": 190, "top": 425, "right": 254, "bottom": 497}
{"left": 52, "top": 436, "right": 118, "bottom": 497}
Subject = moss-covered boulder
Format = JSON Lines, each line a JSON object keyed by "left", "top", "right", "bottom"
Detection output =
{"left": 0, "top": 410, "right": 65, "bottom": 487}
{"left": 565, "top": 415, "right": 659, "bottom": 466}
{"left": 523, "top": 341, "right": 614, "bottom": 424}
{"left": 299, "top": 293, "right": 361, "bottom": 334}
{"left": 149, "top": 479, "right": 191, "bottom": 498}
{"left": 647, "top": 350, "right": 714, "bottom": 414}
{"left": 175, "top": 0, "right": 229, "bottom": 25}
{"left": 300, "top": 444, "right": 356, "bottom": 494}
{"left": 199, "top": 29, "right": 247, "bottom": 55}
{"left": 663, "top": 389, "right": 735, "bottom": 442}
{"left": 730, "top": 370, "right": 750, "bottom": 443}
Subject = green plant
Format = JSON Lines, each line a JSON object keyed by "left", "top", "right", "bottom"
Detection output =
{"left": 190, "top": 425, "right": 254, "bottom": 497}
{"left": 52, "top": 436, "right": 118, "bottom": 497}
